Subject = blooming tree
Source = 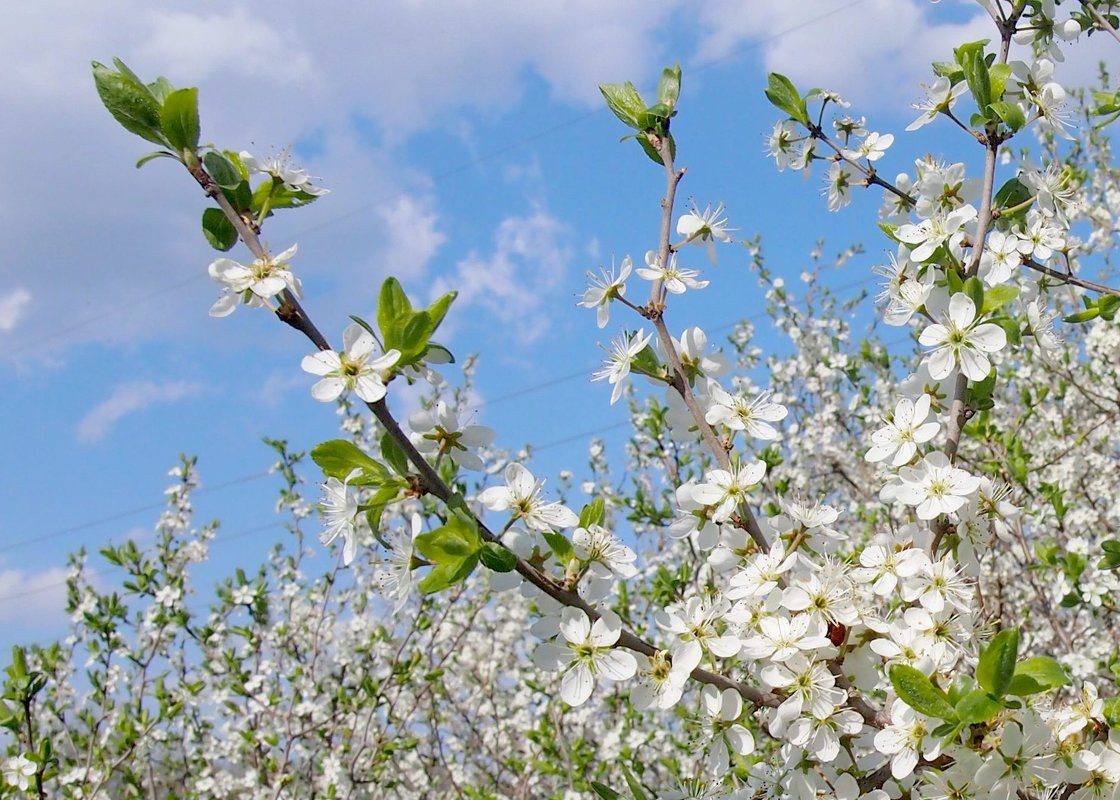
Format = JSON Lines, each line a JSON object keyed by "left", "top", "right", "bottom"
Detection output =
{"left": 6, "top": 2, "right": 1120, "bottom": 798}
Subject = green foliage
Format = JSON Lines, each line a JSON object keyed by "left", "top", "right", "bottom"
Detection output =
{"left": 977, "top": 628, "right": 1019, "bottom": 697}
{"left": 1091, "top": 86, "right": 1120, "bottom": 127}
{"left": 954, "top": 688, "right": 1003, "bottom": 724}
{"left": 1098, "top": 539, "right": 1120, "bottom": 571}
{"left": 376, "top": 277, "right": 457, "bottom": 368}
{"left": 764, "top": 73, "right": 808, "bottom": 125}
{"left": 1007, "top": 657, "right": 1070, "bottom": 696}
{"left": 201, "top": 207, "right": 237, "bottom": 252}
{"left": 993, "top": 177, "right": 1033, "bottom": 221}
{"left": 414, "top": 513, "right": 481, "bottom": 593}
{"left": 599, "top": 64, "right": 680, "bottom": 165}
{"left": 889, "top": 664, "right": 957, "bottom": 720}
{"left": 1063, "top": 293, "right": 1120, "bottom": 324}
{"left": 579, "top": 498, "right": 606, "bottom": 529}
{"left": 161, "top": 88, "right": 201, "bottom": 153}
{"left": 91, "top": 59, "right": 168, "bottom": 147}
{"left": 957, "top": 41, "right": 991, "bottom": 115}
{"left": 311, "top": 439, "right": 392, "bottom": 485}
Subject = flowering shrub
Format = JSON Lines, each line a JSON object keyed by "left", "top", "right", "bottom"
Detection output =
{"left": 5, "top": 2, "right": 1120, "bottom": 798}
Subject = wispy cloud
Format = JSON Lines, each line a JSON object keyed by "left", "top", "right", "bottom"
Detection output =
{"left": 0, "top": 0, "right": 685, "bottom": 360}
{"left": 430, "top": 205, "right": 572, "bottom": 344}
{"left": 77, "top": 380, "right": 201, "bottom": 443}
{"left": 0, "top": 288, "right": 31, "bottom": 332}
{"left": 375, "top": 194, "right": 447, "bottom": 281}
{"left": 0, "top": 566, "right": 69, "bottom": 625}
{"left": 692, "top": 0, "right": 991, "bottom": 109}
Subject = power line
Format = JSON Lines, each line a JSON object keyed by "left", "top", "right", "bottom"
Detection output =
{"left": 1, "top": 273, "right": 880, "bottom": 559}
{"left": 0, "top": 330, "right": 921, "bottom": 609}
{"left": 0, "top": 470, "right": 274, "bottom": 556}
{"left": 0, "top": 521, "right": 286, "bottom": 607}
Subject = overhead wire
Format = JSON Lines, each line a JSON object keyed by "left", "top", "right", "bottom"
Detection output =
{"left": 2, "top": 271, "right": 882, "bottom": 557}
{"left": 0, "top": 520, "right": 287, "bottom": 607}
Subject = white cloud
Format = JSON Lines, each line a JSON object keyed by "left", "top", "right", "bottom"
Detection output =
{"left": 77, "top": 380, "right": 201, "bottom": 443}
{"left": 0, "top": 288, "right": 31, "bottom": 331}
{"left": 135, "top": 9, "right": 317, "bottom": 86}
{"left": 692, "top": 0, "right": 992, "bottom": 109}
{"left": 0, "top": 566, "right": 69, "bottom": 625}
{"left": 430, "top": 205, "right": 572, "bottom": 344}
{"left": 375, "top": 195, "right": 446, "bottom": 281}
{"left": 0, "top": 0, "right": 682, "bottom": 362}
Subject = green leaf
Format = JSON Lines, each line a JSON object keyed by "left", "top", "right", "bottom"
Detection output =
{"left": 579, "top": 498, "right": 605, "bottom": 529}
{"left": 963, "top": 277, "right": 985, "bottom": 314}
{"left": 92, "top": 61, "right": 167, "bottom": 146}
{"left": 425, "top": 291, "right": 457, "bottom": 333}
{"left": 955, "top": 688, "right": 1003, "bottom": 723}
{"left": 931, "top": 61, "right": 964, "bottom": 81}
{"left": 599, "top": 81, "right": 646, "bottom": 129}
{"left": 311, "top": 439, "right": 392, "bottom": 485}
{"left": 1102, "top": 539, "right": 1120, "bottom": 554}
{"left": 135, "top": 150, "right": 178, "bottom": 169}
{"left": 977, "top": 628, "right": 1019, "bottom": 697}
{"left": 945, "top": 268, "right": 964, "bottom": 295}
{"left": 541, "top": 530, "right": 574, "bottom": 562}
{"left": 993, "top": 177, "right": 1032, "bottom": 214}
{"left": 947, "top": 674, "right": 975, "bottom": 705}
{"left": 637, "top": 133, "right": 666, "bottom": 165}
{"left": 631, "top": 343, "right": 665, "bottom": 380}
{"left": 656, "top": 64, "right": 681, "bottom": 109}
{"left": 478, "top": 542, "right": 519, "bottom": 573}
{"left": 216, "top": 176, "right": 252, "bottom": 214}
{"left": 988, "top": 63, "right": 1012, "bottom": 101}
{"left": 1098, "top": 295, "right": 1120, "bottom": 321}
{"left": 416, "top": 554, "right": 478, "bottom": 594}
{"left": 591, "top": 783, "right": 626, "bottom": 800}
{"left": 991, "top": 316, "right": 1022, "bottom": 347}
{"left": 954, "top": 41, "right": 991, "bottom": 113}
{"left": 111, "top": 57, "right": 147, "bottom": 88}
{"left": 414, "top": 515, "right": 481, "bottom": 594}
{"left": 146, "top": 76, "right": 176, "bottom": 105}
{"left": 201, "top": 208, "right": 238, "bottom": 252}
{"left": 397, "top": 310, "right": 434, "bottom": 365}
{"left": 377, "top": 277, "right": 413, "bottom": 338}
{"left": 1064, "top": 307, "right": 1101, "bottom": 324}
{"left": 414, "top": 515, "right": 481, "bottom": 562}
{"left": 764, "top": 73, "right": 808, "bottom": 125}
{"left": 161, "top": 87, "right": 200, "bottom": 152}
{"left": 889, "top": 664, "right": 958, "bottom": 720}
{"left": 638, "top": 103, "right": 673, "bottom": 131}
{"left": 203, "top": 151, "right": 242, "bottom": 190}
{"left": 989, "top": 101, "right": 1026, "bottom": 132}
{"left": 1103, "top": 696, "right": 1120, "bottom": 727}
{"left": 621, "top": 765, "right": 650, "bottom": 800}
{"left": 379, "top": 431, "right": 411, "bottom": 477}
{"left": 1007, "top": 657, "right": 1069, "bottom": 696}
{"left": 982, "top": 285, "right": 1019, "bottom": 314}
{"left": 425, "top": 342, "right": 455, "bottom": 364}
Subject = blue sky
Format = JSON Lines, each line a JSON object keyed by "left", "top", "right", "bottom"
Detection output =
{"left": 1, "top": 0, "right": 1113, "bottom": 651}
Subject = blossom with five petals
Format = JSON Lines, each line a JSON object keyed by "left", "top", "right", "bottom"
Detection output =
{"left": 918, "top": 294, "right": 1007, "bottom": 381}
{"left": 677, "top": 202, "right": 734, "bottom": 265}
{"left": 208, "top": 244, "right": 301, "bottom": 317}
{"left": 478, "top": 462, "right": 579, "bottom": 532}
{"left": 579, "top": 255, "right": 632, "bottom": 329}
{"left": 864, "top": 394, "right": 941, "bottom": 466}
{"left": 532, "top": 608, "right": 637, "bottom": 706}
{"left": 301, "top": 323, "right": 402, "bottom": 403}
